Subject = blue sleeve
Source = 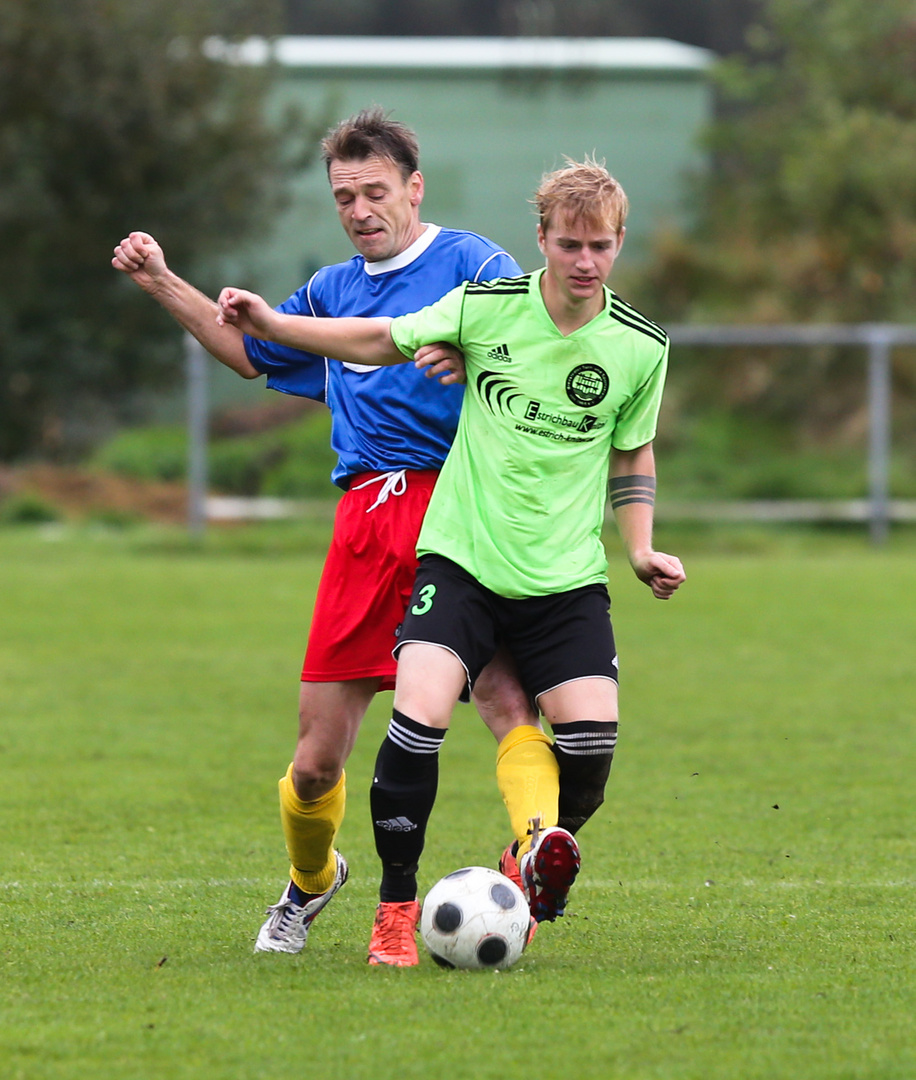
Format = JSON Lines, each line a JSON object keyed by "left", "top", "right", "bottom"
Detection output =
{"left": 244, "top": 279, "right": 329, "bottom": 402}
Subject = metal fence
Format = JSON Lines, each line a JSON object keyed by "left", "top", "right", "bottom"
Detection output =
{"left": 665, "top": 323, "right": 916, "bottom": 543}
{"left": 186, "top": 335, "right": 209, "bottom": 539}
{"left": 186, "top": 324, "right": 916, "bottom": 543}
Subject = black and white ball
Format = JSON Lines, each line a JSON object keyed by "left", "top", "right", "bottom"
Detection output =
{"left": 420, "top": 866, "right": 530, "bottom": 970}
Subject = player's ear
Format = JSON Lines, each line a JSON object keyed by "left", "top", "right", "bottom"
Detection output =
{"left": 536, "top": 223, "right": 547, "bottom": 257}
{"left": 616, "top": 225, "right": 626, "bottom": 254}
{"left": 409, "top": 170, "right": 424, "bottom": 207}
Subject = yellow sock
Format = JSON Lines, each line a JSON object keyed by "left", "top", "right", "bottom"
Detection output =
{"left": 496, "top": 725, "right": 559, "bottom": 860}
{"left": 278, "top": 764, "right": 345, "bottom": 894}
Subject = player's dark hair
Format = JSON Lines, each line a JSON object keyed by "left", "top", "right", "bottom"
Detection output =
{"left": 321, "top": 107, "right": 420, "bottom": 180}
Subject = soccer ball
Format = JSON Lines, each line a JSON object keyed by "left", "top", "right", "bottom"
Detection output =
{"left": 420, "top": 866, "right": 530, "bottom": 970}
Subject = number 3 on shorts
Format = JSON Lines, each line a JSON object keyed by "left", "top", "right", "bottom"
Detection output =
{"left": 410, "top": 583, "right": 436, "bottom": 616}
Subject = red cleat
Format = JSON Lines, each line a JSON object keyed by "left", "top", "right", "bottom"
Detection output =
{"left": 519, "top": 821, "right": 580, "bottom": 923}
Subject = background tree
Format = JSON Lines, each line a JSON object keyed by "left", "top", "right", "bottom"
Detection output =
{"left": 633, "top": 0, "right": 916, "bottom": 452}
{"left": 643, "top": 0, "right": 916, "bottom": 325}
{"left": 0, "top": 0, "right": 319, "bottom": 461}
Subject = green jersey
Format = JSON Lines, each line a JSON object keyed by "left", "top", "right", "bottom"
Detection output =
{"left": 389, "top": 269, "right": 668, "bottom": 598}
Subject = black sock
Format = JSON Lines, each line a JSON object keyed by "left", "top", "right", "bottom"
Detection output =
{"left": 552, "top": 720, "right": 618, "bottom": 835}
{"left": 370, "top": 709, "right": 445, "bottom": 903}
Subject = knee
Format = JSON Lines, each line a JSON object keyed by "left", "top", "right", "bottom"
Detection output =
{"left": 291, "top": 744, "right": 344, "bottom": 802}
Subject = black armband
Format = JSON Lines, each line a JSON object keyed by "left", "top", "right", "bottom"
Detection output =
{"left": 608, "top": 473, "right": 656, "bottom": 510}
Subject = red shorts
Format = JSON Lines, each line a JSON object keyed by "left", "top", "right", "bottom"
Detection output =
{"left": 301, "top": 469, "right": 439, "bottom": 691}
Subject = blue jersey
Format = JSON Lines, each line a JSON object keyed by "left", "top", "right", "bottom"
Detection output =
{"left": 245, "top": 225, "right": 521, "bottom": 489}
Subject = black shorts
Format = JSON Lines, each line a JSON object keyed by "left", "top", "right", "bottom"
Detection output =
{"left": 395, "top": 554, "right": 618, "bottom": 702}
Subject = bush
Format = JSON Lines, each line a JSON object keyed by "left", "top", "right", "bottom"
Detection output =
{"left": 658, "top": 411, "right": 871, "bottom": 500}
{"left": 258, "top": 411, "right": 337, "bottom": 498}
{"left": 0, "top": 492, "right": 62, "bottom": 524}
{"left": 90, "top": 411, "right": 337, "bottom": 498}
{"left": 92, "top": 425, "right": 188, "bottom": 483}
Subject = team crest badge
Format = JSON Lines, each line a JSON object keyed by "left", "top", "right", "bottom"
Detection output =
{"left": 565, "top": 364, "right": 609, "bottom": 407}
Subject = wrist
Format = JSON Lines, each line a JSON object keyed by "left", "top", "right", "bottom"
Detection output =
{"left": 628, "top": 546, "right": 654, "bottom": 566}
{"left": 144, "top": 266, "right": 179, "bottom": 301}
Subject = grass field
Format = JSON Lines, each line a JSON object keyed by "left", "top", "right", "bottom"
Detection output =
{"left": 1, "top": 523, "right": 914, "bottom": 1079}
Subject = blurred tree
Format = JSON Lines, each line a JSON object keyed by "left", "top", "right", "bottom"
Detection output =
{"left": 0, "top": 0, "right": 320, "bottom": 460}
{"left": 642, "top": 0, "right": 916, "bottom": 324}
{"left": 281, "top": 0, "right": 763, "bottom": 56}
{"left": 636, "top": 0, "right": 916, "bottom": 448}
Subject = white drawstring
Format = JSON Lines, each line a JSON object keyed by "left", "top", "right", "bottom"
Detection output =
{"left": 351, "top": 469, "right": 408, "bottom": 513}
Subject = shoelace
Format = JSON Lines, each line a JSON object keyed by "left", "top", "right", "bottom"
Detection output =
{"left": 350, "top": 469, "right": 408, "bottom": 513}
{"left": 265, "top": 897, "right": 304, "bottom": 936}
{"left": 373, "top": 905, "right": 417, "bottom": 951}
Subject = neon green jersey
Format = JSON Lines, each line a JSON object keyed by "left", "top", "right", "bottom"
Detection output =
{"left": 389, "top": 269, "right": 669, "bottom": 598}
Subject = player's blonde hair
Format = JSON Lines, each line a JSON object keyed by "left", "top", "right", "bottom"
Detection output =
{"left": 534, "top": 155, "right": 629, "bottom": 235}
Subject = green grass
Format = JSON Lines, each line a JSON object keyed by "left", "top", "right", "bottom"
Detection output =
{"left": 1, "top": 524, "right": 915, "bottom": 1079}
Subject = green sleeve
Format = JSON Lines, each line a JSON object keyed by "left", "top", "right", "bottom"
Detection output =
{"left": 389, "top": 284, "right": 466, "bottom": 359}
{"left": 611, "top": 339, "right": 669, "bottom": 450}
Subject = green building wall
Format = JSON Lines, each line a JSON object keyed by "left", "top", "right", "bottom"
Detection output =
{"left": 223, "top": 36, "right": 714, "bottom": 303}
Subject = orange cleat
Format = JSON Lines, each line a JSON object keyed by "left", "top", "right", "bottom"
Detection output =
{"left": 367, "top": 900, "right": 421, "bottom": 966}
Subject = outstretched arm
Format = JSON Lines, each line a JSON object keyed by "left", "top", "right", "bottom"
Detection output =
{"left": 609, "top": 443, "right": 685, "bottom": 600}
{"left": 111, "top": 232, "right": 259, "bottom": 379}
{"left": 217, "top": 287, "right": 406, "bottom": 367}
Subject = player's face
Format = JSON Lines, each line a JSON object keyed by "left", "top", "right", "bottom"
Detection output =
{"left": 328, "top": 155, "right": 425, "bottom": 262}
{"left": 537, "top": 212, "right": 624, "bottom": 310}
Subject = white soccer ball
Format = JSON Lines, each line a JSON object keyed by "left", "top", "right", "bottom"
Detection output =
{"left": 420, "top": 866, "right": 530, "bottom": 970}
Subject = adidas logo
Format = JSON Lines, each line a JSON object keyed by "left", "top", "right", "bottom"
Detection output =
{"left": 375, "top": 816, "right": 418, "bottom": 832}
{"left": 486, "top": 343, "right": 512, "bottom": 362}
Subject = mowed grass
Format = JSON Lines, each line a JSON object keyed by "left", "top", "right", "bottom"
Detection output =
{"left": 1, "top": 523, "right": 914, "bottom": 1080}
